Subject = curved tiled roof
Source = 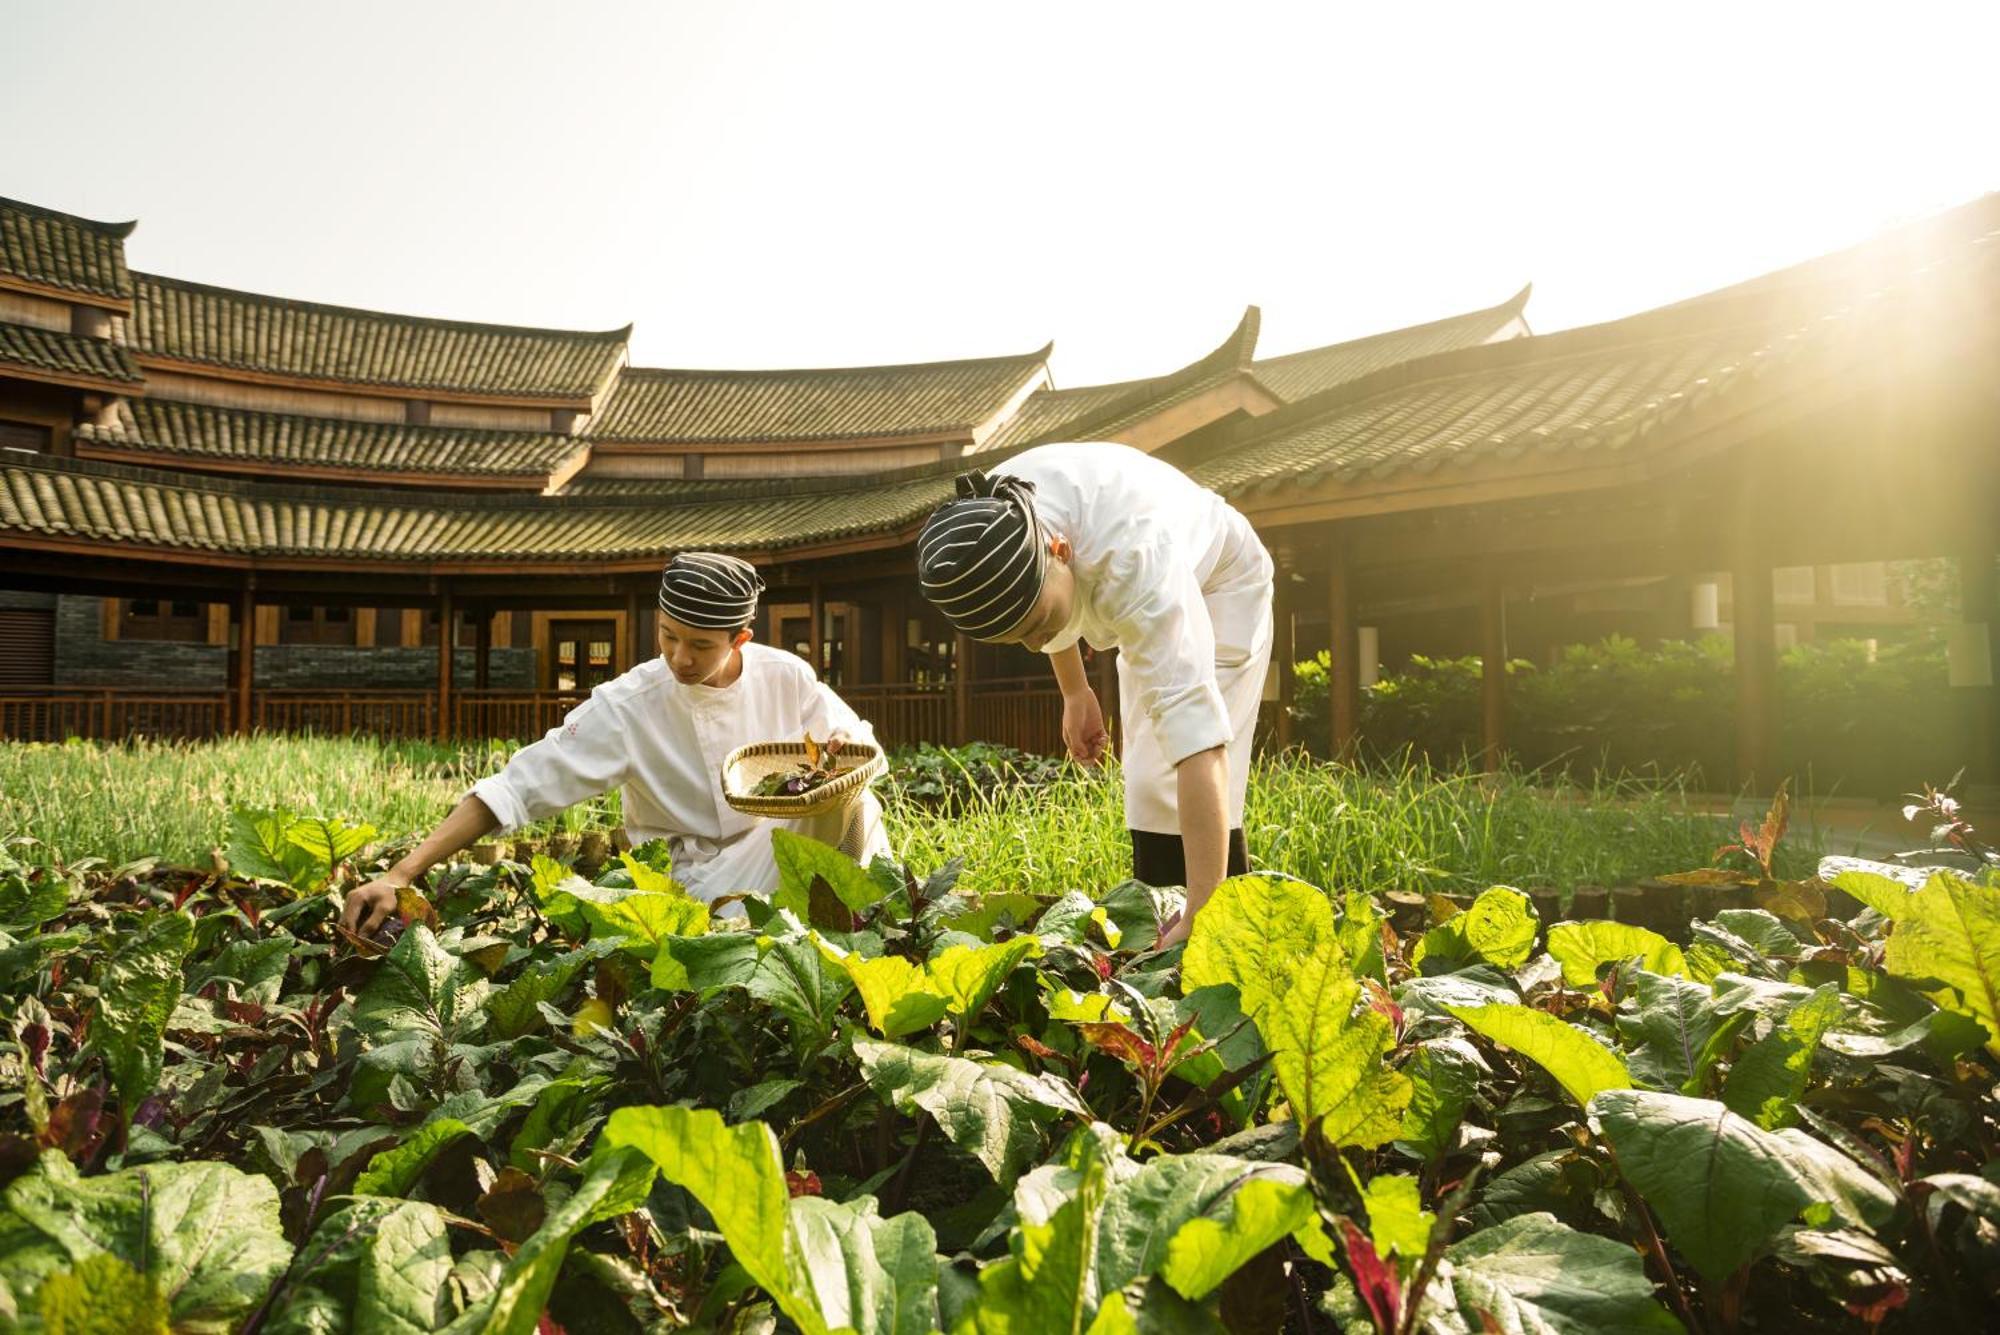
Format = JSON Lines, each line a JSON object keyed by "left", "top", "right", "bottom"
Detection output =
{"left": 1194, "top": 218, "right": 2000, "bottom": 502}
{"left": 587, "top": 346, "right": 1052, "bottom": 444}
{"left": 1252, "top": 285, "right": 1531, "bottom": 401}
{"left": 0, "top": 453, "right": 953, "bottom": 563}
{"left": 74, "top": 399, "right": 580, "bottom": 482}
{"left": 129, "top": 273, "right": 630, "bottom": 402}
{"left": 0, "top": 322, "right": 142, "bottom": 386}
{"left": 0, "top": 197, "right": 135, "bottom": 303}
{"left": 983, "top": 307, "right": 1262, "bottom": 451}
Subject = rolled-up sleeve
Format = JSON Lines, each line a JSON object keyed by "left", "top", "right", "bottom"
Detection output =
{"left": 470, "top": 695, "right": 630, "bottom": 833}
{"left": 1103, "top": 541, "right": 1233, "bottom": 765}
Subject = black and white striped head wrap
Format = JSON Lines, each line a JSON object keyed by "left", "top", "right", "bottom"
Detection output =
{"left": 657, "top": 552, "right": 765, "bottom": 631}
{"left": 917, "top": 469, "right": 1047, "bottom": 641}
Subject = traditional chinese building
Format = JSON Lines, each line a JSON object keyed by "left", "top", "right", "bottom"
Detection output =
{"left": 1, "top": 192, "right": 1994, "bottom": 788}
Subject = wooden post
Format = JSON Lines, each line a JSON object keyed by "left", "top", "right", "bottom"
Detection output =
{"left": 1731, "top": 524, "right": 1778, "bottom": 792}
{"left": 808, "top": 580, "right": 825, "bottom": 676}
{"left": 953, "top": 632, "right": 973, "bottom": 746}
{"left": 1273, "top": 550, "right": 1295, "bottom": 751}
{"left": 1480, "top": 570, "right": 1507, "bottom": 772}
{"left": 436, "top": 584, "right": 455, "bottom": 741}
{"left": 879, "top": 590, "right": 904, "bottom": 685}
{"left": 1326, "top": 539, "right": 1358, "bottom": 760}
{"left": 234, "top": 582, "right": 255, "bottom": 735}
{"left": 474, "top": 608, "right": 492, "bottom": 690}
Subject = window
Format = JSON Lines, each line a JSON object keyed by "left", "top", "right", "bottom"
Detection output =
{"left": 1830, "top": 562, "right": 1889, "bottom": 606}
{"left": 278, "top": 605, "right": 358, "bottom": 646}
{"left": 121, "top": 597, "right": 206, "bottom": 643}
{"left": 1772, "top": 567, "right": 1817, "bottom": 603}
{"left": 0, "top": 421, "right": 52, "bottom": 455}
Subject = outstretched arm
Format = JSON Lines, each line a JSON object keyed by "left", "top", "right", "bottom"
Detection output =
{"left": 341, "top": 794, "right": 499, "bottom": 934}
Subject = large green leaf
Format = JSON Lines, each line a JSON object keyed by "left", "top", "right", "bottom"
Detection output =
{"left": 657, "top": 930, "right": 760, "bottom": 994}
{"left": 1264, "top": 942, "right": 1409, "bottom": 1146}
{"left": 1412, "top": 886, "right": 1539, "bottom": 972}
{"left": 0, "top": 860, "right": 67, "bottom": 931}
{"left": 1722, "top": 983, "right": 1842, "bottom": 1128}
{"left": 578, "top": 889, "right": 707, "bottom": 963}
{"left": 1090, "top": 1153, "right": 1313, "bottom": 1301}
{"left": 1424, "top": 1212, "right": 1680, "bottom": 1333}
{"left": 446, "top": 1144, "right": 656, "bottom": 1335}
{"left": 352, "top": 1117, "right": 475, "bottom": 1198}
{"left": 954, "top": 1127, "right": 1111, "bottom": 1334}
{"left": 286, "top": 815, "right": 378, "bottom": 877}
{"left": 1587, "top": 1089, "right": 1810, "bottom": 1281}
{"left": 1837, "top": 868, "right": 2000, "bottom": 1057}
{"left": 1396, "top": 1037, "right": 1485, "bottom": 1161}
{"left": 486, "top": 946, "right": 599, "bottom": 1039}
{"left": 265, "top": 1197, "right": 453, "bottom": 1335}
{"left": 854, "top": 1040, "right": 1086, "bottom": 1186}
{"left": 1181, "top": 875, "right": 1336, "bottom": 1023}
{"left": 89, "top": 909, "right": 194, "bottom": 1120}
{"left": 0, "top": 1151, "right": 290, "bottom": 1335}
{"left": 1545, "top": 921, "right": 1686, "bottom": 988}
{"left": 1616, "top": 970, "right": 1733, "bottom": 1094}
{"left": 829, "top": 949, "right": 952, "bottom": 1038}
{"left": 224, "top": 807, "right": 319, "bottom": 888}
{"left": 929, "top": 937, "right": 1041, "bottom": 1020}
{"left": 786, "top": 1196, "right": 941, "bottom": 1335}
{"left": 351, "top": 924, "right": 488, "bottom": 1046}
{"left": 1448, "top": 1003, "right": 1630, "bottom": 1108}
{"left": 604, "top": 1105, "right": 938, "bottom": 1335}
{"left": 1358, "top": 1174, "right": 1434, "bottom": 1262}
{"left": 750, "top": 935, "right": 855, "bottom": 1041}
{"left": 774, "top": 829, "right": 888, "bottom": 917}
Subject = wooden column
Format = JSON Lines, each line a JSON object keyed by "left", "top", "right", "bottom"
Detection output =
{"left": 1731, "top": 526, "right": 1778, "bottom": 792}
{"left": 879, "top": 590, "right": 905, "bottom": 685}
{"left": 624, "top": 584, "right": 652, "bottom": 671}
{"left": 1479, "top": 571, "right": 1507, "bottom": 771}
{"left": 808, "top": 580, "right": 825, "bottom": 676}
{"left": 1273, "top": 549, "right": 1296, "bottom": 751}
{"left": 473, "top": 608, "right": 492, "bottom": 690}
{"left": 436, "top": 584, "right": 455, "bottom": 741}
{"left": 1326, "top": 539, "right": 1359, "bottom": 761}
{"left": 233, "top": 583, "right": 256, "bottom": 735}
{"left": 953, "top": 632, "right": 974, "bottom": 746}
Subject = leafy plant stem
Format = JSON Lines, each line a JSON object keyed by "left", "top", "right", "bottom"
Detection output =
{"left": 1616, "top": 1171, "right": 1703, "bottom": 1335}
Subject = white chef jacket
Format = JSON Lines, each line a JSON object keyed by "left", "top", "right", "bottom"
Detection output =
{"left": 996, "top": 442, "right": 1274, "bottom": 834}
{"left": 470, "top": 644, "right": 889, "bottom": 907}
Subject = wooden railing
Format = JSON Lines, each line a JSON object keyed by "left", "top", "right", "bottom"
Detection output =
{"left": 0, "top": 677, "right": 1074, "bottom": 752}
{"left": 453, "top": 691, "right": 587, "bottom": 741}
{"left": 256, "top": 691, "right": 435, "bottom": 739}
{"left": 0, "top": 688, "right": 233, "bottom": 742}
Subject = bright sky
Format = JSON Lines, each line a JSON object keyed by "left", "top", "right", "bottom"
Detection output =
{"left": 3, "top": 1, "right": 1993, "bottom": 386}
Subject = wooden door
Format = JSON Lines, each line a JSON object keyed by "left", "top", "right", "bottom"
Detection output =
{"left": 548, "top": 619, "right": 617, "bottom": 692}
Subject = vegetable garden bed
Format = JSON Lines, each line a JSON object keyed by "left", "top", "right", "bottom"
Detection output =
{"left": 1, "top": 775, "right": 1996, "bottom": 1332}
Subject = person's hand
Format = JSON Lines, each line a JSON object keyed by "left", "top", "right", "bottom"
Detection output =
{"left": 1154, "top": 910, "right": 1190, "bottom": 950}
{"left": 341, "top": 875, "right": 407, "bottom": 936}
{"left": 1061, "top": 690, "right": 1109, "bottom": 767}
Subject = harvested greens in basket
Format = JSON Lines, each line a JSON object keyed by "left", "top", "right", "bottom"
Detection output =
{"left": 749, "top": 733, "right": 849, "bottom": 798}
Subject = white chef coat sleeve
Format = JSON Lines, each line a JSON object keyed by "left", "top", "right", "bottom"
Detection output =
{"left": 1100, "top": 539, "right": 1234, "bottom": 766}
{"left": 469, "top": 694, "right": 631, "bottom": 833}
{"left": 794, "top": 660, "right": 881, "bottom": 751}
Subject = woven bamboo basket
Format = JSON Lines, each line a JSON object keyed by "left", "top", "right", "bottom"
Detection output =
{"left": 721, "top": 740, "right": 885, "bottom": 819}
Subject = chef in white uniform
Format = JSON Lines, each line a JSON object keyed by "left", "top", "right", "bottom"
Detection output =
{"left": 917, "top": 442, "right": 1273, "bottom": 947}
{"left": 341, "top": 552, "right": 889, "bottom": 933}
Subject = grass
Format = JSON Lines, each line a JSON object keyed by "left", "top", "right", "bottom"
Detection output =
{"left": 1, "top": 734, "right": 1822, "bottom": 890}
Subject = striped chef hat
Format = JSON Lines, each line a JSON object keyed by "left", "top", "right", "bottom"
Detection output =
{"left": 917, "top": 469, "right": 1047, "bottom": 641}
{"left": 657, "top": 552, "right": 766, "bottom": 630}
